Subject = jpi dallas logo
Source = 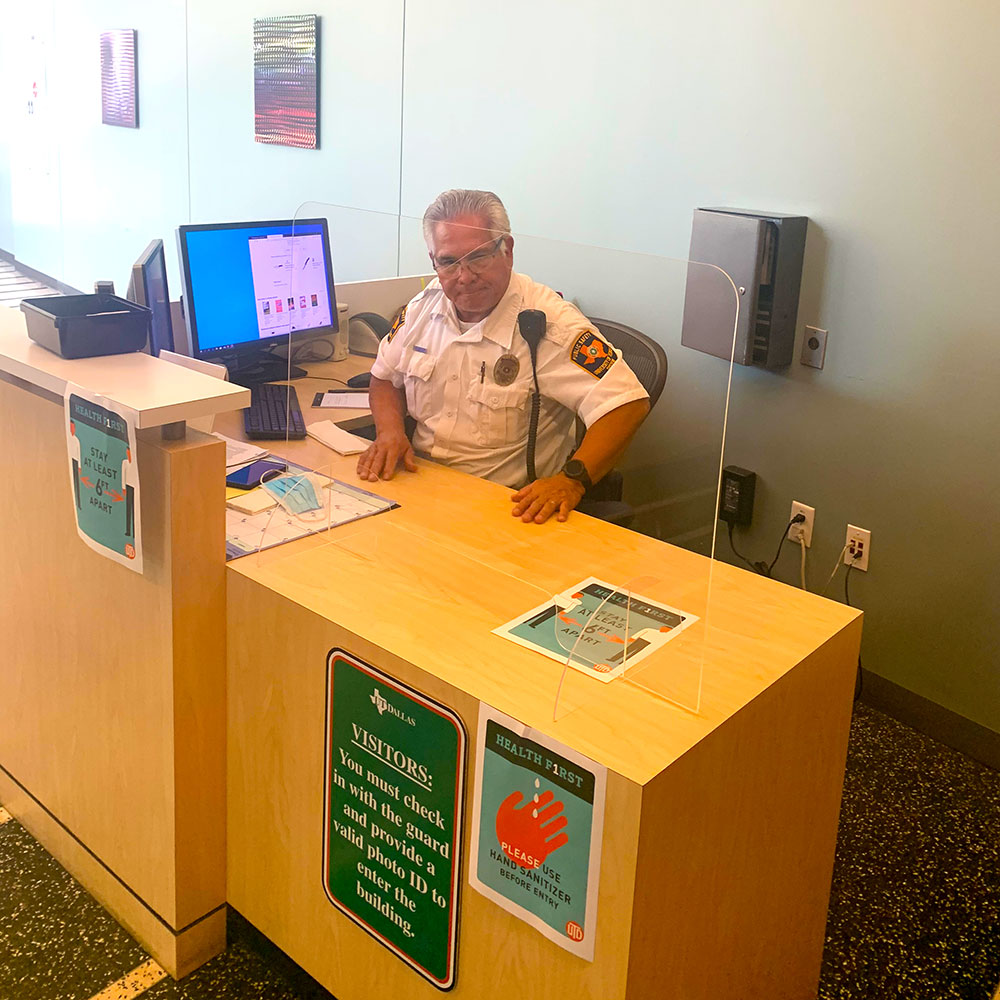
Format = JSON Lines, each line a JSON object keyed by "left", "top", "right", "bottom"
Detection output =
{"left": 370, "top": 686, "right": 417, "bottom": 726}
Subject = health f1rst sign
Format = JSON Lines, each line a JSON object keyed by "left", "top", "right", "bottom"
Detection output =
{"left": 469, "top": 706, "right": 607, "bottom": 960}
{"left": 322, "top": 651, "right": 466, "bottom": 990}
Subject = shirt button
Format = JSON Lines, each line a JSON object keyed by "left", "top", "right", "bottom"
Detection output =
{"left": 491, "top": 396, "right": 499, "bottom": 405}
{"left": 450, "top": 374, "right": 458, "bottom": 381}
{"left": 446, "top": 410, "right": 455, "bottom": 418}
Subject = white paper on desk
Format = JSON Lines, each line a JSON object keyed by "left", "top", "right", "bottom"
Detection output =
{"left": 212, "top": 432, "right": 268, "bottom": 470}
{"left": 306, "top": 420, "right": 368, "bottom": 455}
{"left": 317, "top": 391, "right": 369, "bottom": 409}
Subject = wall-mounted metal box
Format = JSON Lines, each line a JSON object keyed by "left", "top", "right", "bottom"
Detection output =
{"left": 681, "top": 208, "right": 808, "bottom": 369}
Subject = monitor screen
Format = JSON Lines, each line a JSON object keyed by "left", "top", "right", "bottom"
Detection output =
{"left": 176, "top": 219, "right": 338, "bottom": 365}
{"left": 128, "top": 239, "right": 174, "bottom": 356}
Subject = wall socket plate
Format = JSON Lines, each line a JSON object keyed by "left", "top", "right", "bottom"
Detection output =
{"left": 801, "top": 326, "right": 828, "bottom": 369}
{"left": 789, "top": 501, "right": 815, "bottom": 546}
{"left": 845, "top": 524, "right": 871, "bottom": 571}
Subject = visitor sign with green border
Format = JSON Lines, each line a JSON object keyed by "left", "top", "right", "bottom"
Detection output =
{"left": 323, "top": 650, "right": 466, "bottom": 990}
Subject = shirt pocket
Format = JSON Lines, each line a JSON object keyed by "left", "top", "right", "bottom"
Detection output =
{"left": 403, "top": 353, "right": 438, "bottom": 419}
{"left": 467, "top": 381, "right": 530, "bottom": 447}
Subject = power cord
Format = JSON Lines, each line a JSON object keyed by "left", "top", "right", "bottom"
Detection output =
{"left": 727, "top": 522, "right": 759, "bottom": 574}
{"left": 766, "top": 514, "right": 806, "bottom": 577}
{"left": 726, "top": 513, "right": 806, "bottom": 578}
{"left": 822, "top": 544, "right": 849, "bottom": 595}
{"left": 798, "top": 536, "right": 807, "bottom": 590}
{"left": 842, "top": 554, "right": 863, "bottom": 700}
{"left": 290, "top": 338, "right": 336, "bottom": 364}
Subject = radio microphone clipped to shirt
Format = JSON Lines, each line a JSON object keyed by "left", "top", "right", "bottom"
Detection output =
{"left": 517, "top": 309, "right": 546, "bottom": 484}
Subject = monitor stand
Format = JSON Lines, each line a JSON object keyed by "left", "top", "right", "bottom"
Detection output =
{"left": 225, "top": 353, "right": 307, "bottom": 387}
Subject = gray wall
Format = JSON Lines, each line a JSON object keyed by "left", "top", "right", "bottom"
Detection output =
{"left": 0, "top": 0, "right": 996, "bottom": 733}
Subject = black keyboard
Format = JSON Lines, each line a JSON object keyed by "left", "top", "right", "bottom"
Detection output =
{"left": 243, "top": 383, "right": 307, "bottom": 440}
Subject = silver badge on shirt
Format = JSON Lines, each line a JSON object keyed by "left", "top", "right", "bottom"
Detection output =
{"left": 493, "top": 354, "right": 520, "bottom": 386}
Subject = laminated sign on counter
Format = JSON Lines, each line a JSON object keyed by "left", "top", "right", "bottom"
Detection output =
{"left": 64, "top": 384, "right": 142, "bottom": 573}
{"left": 469, "top": 705, "right": 606, "bottom": 961}
{"left": 323, "top": 650, "right": 467, "bottom": 990}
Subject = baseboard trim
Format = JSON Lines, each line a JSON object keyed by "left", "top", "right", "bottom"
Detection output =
{"left": 860, "top": 669, "right": 1000, "bottom": 771}
{"left": 0, "top": 764, "right": 227, "bottom": 978}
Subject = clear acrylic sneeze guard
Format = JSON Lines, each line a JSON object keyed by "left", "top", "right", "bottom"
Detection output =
{"left": 261, "top": 202, "right": 740, "bottom": 721}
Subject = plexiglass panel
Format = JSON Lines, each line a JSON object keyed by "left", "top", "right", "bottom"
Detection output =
{"left": 256, "top": 202, "right": 740, "bottom": 718}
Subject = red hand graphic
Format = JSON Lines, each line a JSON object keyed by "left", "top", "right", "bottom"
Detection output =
{"left": 495, "top": 789, "right": 569, "bottom": 869}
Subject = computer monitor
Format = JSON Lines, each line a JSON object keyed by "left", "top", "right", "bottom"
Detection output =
{"left": 127, "top": 239, "right": 175, "bottom": 356}
{"left": 176, "top": 218, "right": 338, "bottom": 385}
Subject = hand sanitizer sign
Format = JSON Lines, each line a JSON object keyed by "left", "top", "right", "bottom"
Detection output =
{"left": 468, "top": 706, "right": 606, "bottom": 960}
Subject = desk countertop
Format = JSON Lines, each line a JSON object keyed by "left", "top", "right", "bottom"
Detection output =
{"left": 225, "top": 416, "right": 862, "bottom": 785}
{"left": 0, "top": 305, "right": 249, "bottom": 427}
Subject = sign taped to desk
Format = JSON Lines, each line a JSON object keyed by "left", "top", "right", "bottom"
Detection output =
{"left": 322, "top": 650, "right": 466, "bottom": 990}
{"left": 64, "top": 384, "right": 142, "bottom": 573}
{"left": 468, "top": 705, "right": 606, "bottom": 960}
{"left": 495, "top": 577, "right": 697, "bottom": 682}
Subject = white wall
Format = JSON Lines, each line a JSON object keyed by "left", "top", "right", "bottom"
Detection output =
{"left": 0, "top": 0, "right": 996, "bottom": 732}
{"left": 400, "top": 0, "right": 1000, "bottom": 731}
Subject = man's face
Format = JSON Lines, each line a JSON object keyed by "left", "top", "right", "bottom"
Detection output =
{"left": 429, "top": 213, "right": 514, "bottom": 323}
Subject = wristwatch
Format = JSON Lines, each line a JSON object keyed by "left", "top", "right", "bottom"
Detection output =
{"left": 561, "top": 458, "right": 592, "bottom": 491}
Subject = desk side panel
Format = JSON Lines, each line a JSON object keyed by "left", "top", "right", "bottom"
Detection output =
{"left": 0, "top": 378, "right": 226, "bottom": 942}
{"left": 624, "top": 618, "right": 862, "bottom": 1000}
{"left": 227, "top": 573, "right": 641, "bottom": 1000}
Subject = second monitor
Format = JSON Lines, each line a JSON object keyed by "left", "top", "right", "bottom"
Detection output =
{"left": 176, "top": 218, "right": 338, "bottom": 385}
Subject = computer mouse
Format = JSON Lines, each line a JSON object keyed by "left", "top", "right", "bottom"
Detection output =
{"left": 347, "top": 372, "right": 372, "bottom": 389}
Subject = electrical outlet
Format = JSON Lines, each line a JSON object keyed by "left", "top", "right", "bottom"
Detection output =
{"left": 844, "top": 524, "right": 871, "bottom": 571}
{"left": 789, "top": 501, "right": 815, "bottom": 546}
{"left": 801, "top": 326, "right": 828, "bottom": 369}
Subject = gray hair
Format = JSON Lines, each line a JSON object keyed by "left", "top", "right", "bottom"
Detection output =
{"left": 422, "top": 189, "right": 511, "bottom": 247}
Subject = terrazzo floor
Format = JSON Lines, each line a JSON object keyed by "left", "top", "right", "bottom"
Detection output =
{"left": 1, "top": 703, "right": 998, "bottom": 1000}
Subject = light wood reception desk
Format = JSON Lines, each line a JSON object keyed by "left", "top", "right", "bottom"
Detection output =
{"left": 222, "top": 418, "right": 863, "bottom": 1000}
{"left": 0, "top": 306, "right": 249, "bottom": 977}
{"left": 0, "top": 292, "right": 862, "bottom": 996}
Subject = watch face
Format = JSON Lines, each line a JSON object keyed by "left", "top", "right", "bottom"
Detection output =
{"left": 564, "top": 460, "right": 591, "bottom": 487}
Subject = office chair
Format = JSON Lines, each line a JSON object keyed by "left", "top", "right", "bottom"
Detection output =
{"left": 577, "top": 317, "right": 668, "bottom": 526}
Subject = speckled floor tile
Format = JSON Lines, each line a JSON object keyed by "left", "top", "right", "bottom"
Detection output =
{"left": 0, "top": 817, "right": 149, "bottom": 1000}
{"left": 3, "top": 702, "right": 998, "bottom": 1000}
{"left": 139, "top": 911, "right": 335, "bottom": 1000}
{"left": 819, "top": 703, "right": 1000, "bottom": 1000}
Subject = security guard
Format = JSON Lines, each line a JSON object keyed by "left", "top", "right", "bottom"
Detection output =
{"left": 359, "top": 190, "right": 650, "bottom": 525}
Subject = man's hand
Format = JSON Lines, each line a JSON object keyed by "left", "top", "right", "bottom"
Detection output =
{"left": 357, "top": 431, "right": 417, "bottom": 482}
{"left": 510, "top": 474, "right": 586, "bottom": 524}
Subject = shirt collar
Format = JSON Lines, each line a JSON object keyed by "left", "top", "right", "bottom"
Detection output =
{"left": 429, "top": 273, "right": 525, "bottom": 349}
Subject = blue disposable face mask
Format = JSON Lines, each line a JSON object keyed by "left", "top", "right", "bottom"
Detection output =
{"left": 261, "top": 474, "right": 322, "bottom": 515}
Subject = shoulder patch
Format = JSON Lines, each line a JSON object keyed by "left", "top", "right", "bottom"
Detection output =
{"left": 570, "top": 329, "right": 618, "bottom": 378}
{"left": 386, "top": 305, "right": 407, "bottom": 343}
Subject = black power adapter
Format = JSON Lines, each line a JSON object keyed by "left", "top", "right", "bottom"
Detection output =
{"left": 718, "top": 466, "right": 756, "bottom": 526}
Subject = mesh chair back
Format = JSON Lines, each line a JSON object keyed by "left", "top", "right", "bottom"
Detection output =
{"left": 587, "top": 317, "right": 668, "bottom": 409}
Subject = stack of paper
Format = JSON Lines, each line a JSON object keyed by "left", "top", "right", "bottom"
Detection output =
{"left": 212, "top": 432, "right": 268, "bottom": 470}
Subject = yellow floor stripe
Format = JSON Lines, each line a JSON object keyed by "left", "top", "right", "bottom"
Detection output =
{"left": 86, "top": 959, "right": 167, "bottom": 1000}
{"left": 0, "top": 807, "right": 11, "bottom": 825}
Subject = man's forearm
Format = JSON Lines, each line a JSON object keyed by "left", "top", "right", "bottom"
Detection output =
{"left": 571, "top": 399, "right": 650, "bottom": 483}
{"left": 368, "top": 376, "right": 408, "bottom": 435}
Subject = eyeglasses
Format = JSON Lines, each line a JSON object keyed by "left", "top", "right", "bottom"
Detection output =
{"left": 431, "top": 238, "right": 504, "bottom": 278}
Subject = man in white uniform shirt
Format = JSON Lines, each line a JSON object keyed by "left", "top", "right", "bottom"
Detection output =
{"left": 358, "top": 189, "right": 650, "bottom": 524}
